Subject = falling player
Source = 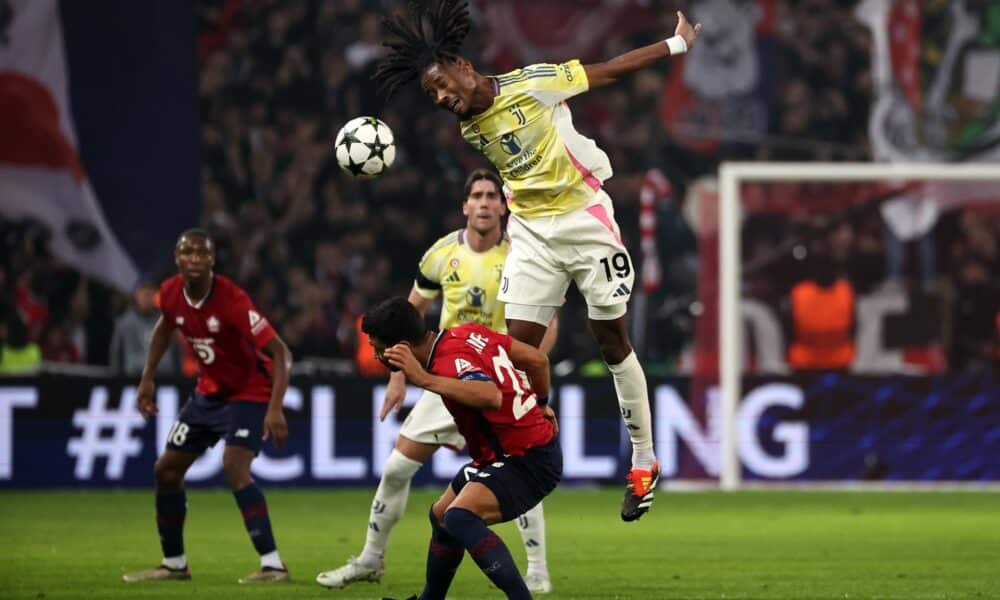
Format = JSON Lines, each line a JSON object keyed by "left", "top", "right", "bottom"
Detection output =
{"left": 362, "top": 296, "right": 560, "bottom": 600}
{"left": 317, "top": 169, "right": 558, "bottom": 593}
{"left": 374, "top": 0, "right": 702, "bottom": 520}
{"left": 123, "top": 229, "right": 292, "bottom": 584}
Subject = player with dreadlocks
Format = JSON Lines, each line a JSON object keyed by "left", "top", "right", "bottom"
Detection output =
{"left": 374, "top": 0, "right": 701, "bottom": 525}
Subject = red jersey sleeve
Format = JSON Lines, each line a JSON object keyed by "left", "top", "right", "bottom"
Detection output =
{"left": 157, "top": 278, "right": 176, "bottom": 323}
{"left": 433, "top": 341, "right": 493, "bottom": 382}
{"left": 226, "top": 288, "right": 276, "bottom": 350}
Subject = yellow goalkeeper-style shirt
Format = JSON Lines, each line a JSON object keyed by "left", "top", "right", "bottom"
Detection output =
{"left": 460, "top": 60, "right": 611, "bottom": 219}
{"left": 412, "top": 229, "right": 509, "bottom": 333}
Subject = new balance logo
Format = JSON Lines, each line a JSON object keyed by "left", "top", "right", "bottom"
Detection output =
{"left": 445, "top": 271, "right": 461, "bottom": 283}
{"left": 612, "top": 283, "right": 631, "bottom": 298}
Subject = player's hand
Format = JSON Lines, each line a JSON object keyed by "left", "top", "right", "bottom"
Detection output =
{"left": 674, "top": 11, "right": 702, "bottom": 48}
{"left": 263, "top": 408, "right": 289, "bottom": 449}
{"left": 380, "top": 372, "right": 407, "bottom": 421}
{"left": 137, "top": 378, "right": 158, "bottom": 417}
{"left": 384, "top": 344, "right": 429, "bottom": 387}
{"left": 541, "top": 404, "right": 559, "bottom": 436}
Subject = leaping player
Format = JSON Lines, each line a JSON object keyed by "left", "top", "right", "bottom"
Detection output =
{"left": 374, "top": 0, "right": 702, "bottom": 521}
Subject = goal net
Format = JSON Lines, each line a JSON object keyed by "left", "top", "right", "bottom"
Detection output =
{"left": 712, "top": 163, "right": 1000, "bottom": 489}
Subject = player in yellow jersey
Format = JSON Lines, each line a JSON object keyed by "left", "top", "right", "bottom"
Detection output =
{"left": 317, "top": 169, "right": 558, "bottom": 594}
{"left": 374, "top": 0, "right": 701, "bottom": 523}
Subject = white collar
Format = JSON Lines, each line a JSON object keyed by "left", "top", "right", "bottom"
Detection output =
{"left": 182, "top": 275, "right": 214, "bottom": 309}
{"left": 425, "top": 329, "right": 447, "bottom": 369}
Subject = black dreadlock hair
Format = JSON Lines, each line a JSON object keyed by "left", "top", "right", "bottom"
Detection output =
{"left": 373, "top": 0, "right": 472, "bottom": 98}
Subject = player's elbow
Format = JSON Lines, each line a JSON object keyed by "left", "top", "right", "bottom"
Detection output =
{"left": 269, "top": 337, "right": 293, "bottom": 370}
{"left": 524, "top": 349, "right": 549, "bottom": 374}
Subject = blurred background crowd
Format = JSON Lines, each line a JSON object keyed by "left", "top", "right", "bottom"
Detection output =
{"left": 2, "top": 0, "right": 997, "bottom": 376}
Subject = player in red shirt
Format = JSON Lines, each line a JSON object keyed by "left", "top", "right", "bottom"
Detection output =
{"left": 123, "top": 229, "right": 293, "bottom": 584}
{"left": 362, "top": 296, "right": 560, "bottom": 600}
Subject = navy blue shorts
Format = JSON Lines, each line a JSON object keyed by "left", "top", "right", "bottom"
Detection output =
{"left": 166, "top": 393, "right": 268, "bottom": 455}
{"left": 450, "top": 436, "right": 562, "bottom": 522}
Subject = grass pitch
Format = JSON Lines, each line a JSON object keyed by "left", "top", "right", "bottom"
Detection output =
{"left": 1, "top": 487, "right": 997, "bottom": 599}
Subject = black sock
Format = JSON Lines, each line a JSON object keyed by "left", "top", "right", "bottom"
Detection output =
{"left": 233, "top": 483, "right": 277, "bottom": 556}
{"left": 443, "top": 508, "right": 531, "bottom": 600}
{"left": 155, "top": 490, "right": 186, "bottom": 560}
{"left": 419, "top": 507, "right": 465, "bottom": 600}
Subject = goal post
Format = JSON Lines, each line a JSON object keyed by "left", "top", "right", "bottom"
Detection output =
{"left": 716, "top": 162, "right": 1000, "bottom": 491}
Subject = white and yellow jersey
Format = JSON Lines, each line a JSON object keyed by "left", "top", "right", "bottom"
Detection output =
{"left": 459, "top": 60, "right": 611, "bottom": 219}
{"left": 413, "top": 229, "right": 509, "bottom": 332}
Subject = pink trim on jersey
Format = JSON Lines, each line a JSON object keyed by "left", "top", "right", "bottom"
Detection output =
{"left": 586, "top": 202, "right": 623, "bottom": 245}
{"left": 565, "top": 144, "right": 601, "bottom": 192}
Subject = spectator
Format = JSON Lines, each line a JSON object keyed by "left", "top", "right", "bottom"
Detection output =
{"left": 353, "top": 313, "right": 388, "bottom": 378}
{"left": 787, "top": 255, "right": 856, "bottom": 371}
{"left": 110, "top": 281, "right": 180, "bottom": 375}
{"left": 40, "top": 321, "right": 80, "bottom": 364}
{"left": 0, "top": 315, "right": 42, "bottom": 375}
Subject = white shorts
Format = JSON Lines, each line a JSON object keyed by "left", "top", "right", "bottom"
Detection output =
{"left": 398, "top": 389, "right": 466, "bottom": 450}
{"left": 499, "top": 189, "right": 634, "bottom": 313}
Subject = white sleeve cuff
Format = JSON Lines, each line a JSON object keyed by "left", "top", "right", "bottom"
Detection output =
{"left": 665, "top": 35, "right": 688, "bottom": 55}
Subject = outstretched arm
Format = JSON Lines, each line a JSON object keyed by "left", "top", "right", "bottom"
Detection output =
{"left": 584, "top": 11, "right": 702, "bottom": 89}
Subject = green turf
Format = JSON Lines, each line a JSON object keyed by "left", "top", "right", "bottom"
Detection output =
{"left": 1, "top": 488, "right": 997, "bottom": 599}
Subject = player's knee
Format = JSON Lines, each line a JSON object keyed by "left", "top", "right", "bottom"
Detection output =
{"left": 595, "top": 336, "right": 630, "bottom": 365}
{"left": 443, "top": 506, "right": 479, "bottom": 535}
{"left": 590, "top": 322, "right": 631, "bottom": 364}
{"left": 429, "top": 504, "right": 447, "bottom": 531}
{"left": 383, "top": 450, "right": 420, "bottom": 487}
{"left": 600, "top": 344, "right": 630, "bottom": 365}
{"left": 153, "top": 457, "right": 184, "bottom": 489}
{"left": 221, "top": 456, "right": 252, "bottom": 490}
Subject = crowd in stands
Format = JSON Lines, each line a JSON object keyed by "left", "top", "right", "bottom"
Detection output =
{"left": 1, "top": 0, "right": 997, "bottom": 376}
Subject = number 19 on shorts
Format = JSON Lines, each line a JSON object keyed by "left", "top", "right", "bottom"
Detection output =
{"left": 600, "top": 252, "right": 631, "bottom": 281}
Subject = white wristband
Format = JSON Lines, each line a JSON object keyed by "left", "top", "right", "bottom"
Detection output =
{"left": 665, "top": 35, "right": 688, "bottom": 55}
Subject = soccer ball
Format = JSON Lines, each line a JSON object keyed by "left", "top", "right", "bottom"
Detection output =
{"left": 334, "top": 116, "right": 396, "bottom": 179}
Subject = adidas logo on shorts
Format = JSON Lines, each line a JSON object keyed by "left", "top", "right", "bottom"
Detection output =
{"left": 612, "top": 283, "right": 631, "bottom": 298}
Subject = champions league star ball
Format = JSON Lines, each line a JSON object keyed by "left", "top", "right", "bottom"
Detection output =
{"left": 334, "top": 116, "right": 396, "bottom": 179}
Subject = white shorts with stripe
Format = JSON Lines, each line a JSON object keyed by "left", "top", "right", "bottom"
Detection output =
{"left": 498, "top": 189, "right": 634, "bottom": 310}
{"left": 399, "top": 389, "right": 466, "bottom": 450}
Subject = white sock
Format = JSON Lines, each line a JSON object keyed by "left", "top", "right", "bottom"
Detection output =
{"left": 360, "top": 449, "right": 423, "bottom": 567}
{"left": 607, "top": 351, "right": 656, "bottom": 470}
{"left": 260, "top": 549, "right": 283, "bottom": 570}
{"left": 162, "top": 554, "right": 186, "bottom": 569}
{"left": 517, "top": 502, "right": 547, "bottom": 574}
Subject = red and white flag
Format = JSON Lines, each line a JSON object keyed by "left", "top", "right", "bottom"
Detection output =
{"left": 639, "top": 169, "right": 670, "bottom": 293}
{"left": 0, "top": 0, "right": 137, "bottom": 291}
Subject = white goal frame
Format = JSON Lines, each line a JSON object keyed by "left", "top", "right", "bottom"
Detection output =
{"left": 717, "top": 162, "right": 1000, "bottom": 491}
